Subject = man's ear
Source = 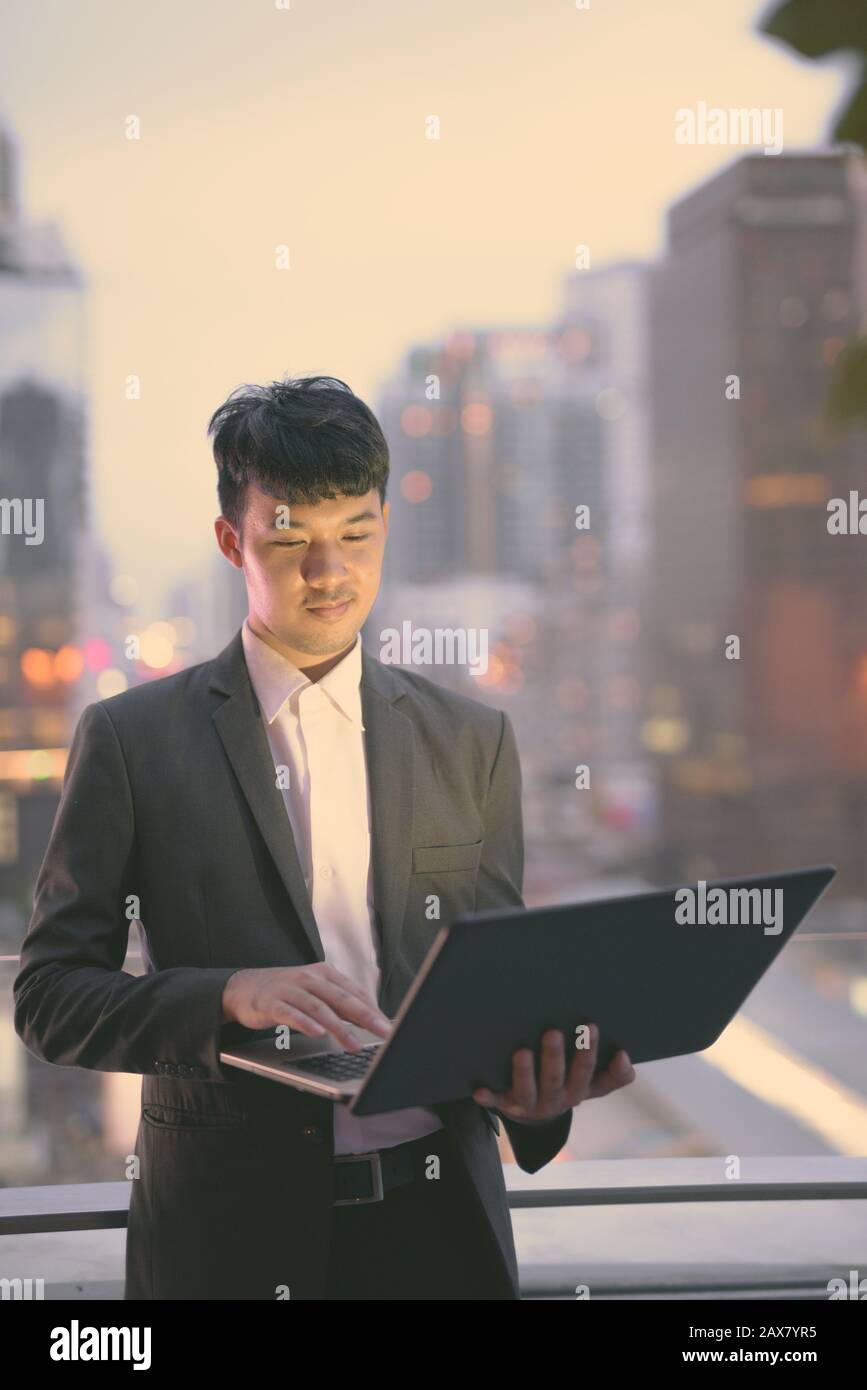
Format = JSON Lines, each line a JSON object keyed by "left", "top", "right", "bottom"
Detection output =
{"left": 215, "top": 516, "right": 243, "bottom": 570}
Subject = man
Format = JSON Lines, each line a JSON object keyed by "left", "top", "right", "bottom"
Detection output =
{"left": 14, "top": 375, "right": 635, "bottom": 1301}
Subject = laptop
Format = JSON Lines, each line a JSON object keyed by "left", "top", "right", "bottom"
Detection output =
{"left": 219, "top": 863, "right": 836, "bottom": 1116}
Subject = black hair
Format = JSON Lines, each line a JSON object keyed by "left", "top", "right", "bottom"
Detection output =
{"left": 207, "top": 375, "right": 389, "bottom": 532}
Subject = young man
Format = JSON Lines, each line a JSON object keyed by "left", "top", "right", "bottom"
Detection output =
{"left": 14, "top": 376, "right": 635, "bottom": 1301}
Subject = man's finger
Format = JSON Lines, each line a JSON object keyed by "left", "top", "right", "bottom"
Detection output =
{"left": 536, "top": 1029, "right": 566, "bottom": 1106}
{"left": 320, "top": 963, "right": 381, "bottom": 1006}
{"left": 307, "top": 979, "right": 391, "bottom": 1035}
{"left": 265, "top": 1003, "right": 328, "bottom": 1039}
{"left": 504, "top": 1048, "right": 537, "bottom": 1115}
{"left": 591, "top": 1051, "right": 636, "bottom": 1095}
{"left": 275, "top": 990, "right": 366, "bottom": 1051}
{"left": 564, "top": 1023, "right": 600, "bottom": 1105}
{"left": 589, "top": 1051, "right": 636, "bottom": 1098}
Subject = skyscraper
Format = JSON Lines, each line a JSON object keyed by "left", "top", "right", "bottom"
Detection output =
{"left": 647, "top": 153, "right": 867, "bottom": 891}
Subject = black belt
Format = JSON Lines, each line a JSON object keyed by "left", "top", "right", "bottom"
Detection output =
{"left": 332, "top": 1130, "right": 444, "bottom": 1206}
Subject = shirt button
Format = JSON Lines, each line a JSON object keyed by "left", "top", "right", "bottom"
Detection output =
{"left": 319, "top": 865, "right": 333, "bottom": 879}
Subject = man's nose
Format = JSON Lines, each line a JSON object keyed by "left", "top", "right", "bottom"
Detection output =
{"left": 301, "top": 543, "right": 351, "bottom": 586}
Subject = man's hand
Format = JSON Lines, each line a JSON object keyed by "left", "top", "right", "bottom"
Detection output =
{"left": 472, "top": 1024, "right": 634, "bottom": 1125}
{"left": 221, "top": 963, "right": 392, "bottom": 1053}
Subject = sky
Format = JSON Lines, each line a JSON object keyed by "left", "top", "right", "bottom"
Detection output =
{"left": 0, "top": 0, "right": 852, "bottom": 613}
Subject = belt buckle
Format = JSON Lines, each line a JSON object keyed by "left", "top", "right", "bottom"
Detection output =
{"left": 333, "top": 1150, "right": 384, "bottom": 1206}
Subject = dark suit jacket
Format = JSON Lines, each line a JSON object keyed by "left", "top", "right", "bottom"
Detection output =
{"left": 14, "top": 626, "right": 572, "bottom": 1299}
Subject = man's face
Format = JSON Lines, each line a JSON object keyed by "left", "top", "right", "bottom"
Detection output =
{"left": 215, "top": 484, "right": 389, "bottom": 663}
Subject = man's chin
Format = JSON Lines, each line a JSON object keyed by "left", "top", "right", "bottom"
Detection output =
{"left": 284, "top": 620, "right": 359, "bottom": 656}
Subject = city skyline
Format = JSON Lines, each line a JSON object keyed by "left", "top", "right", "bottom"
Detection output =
{"left": 0, "top": 0, "right": 854, "bottom": 612}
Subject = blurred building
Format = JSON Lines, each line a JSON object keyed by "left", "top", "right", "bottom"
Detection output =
{"left": 554, "top": 263, "right": 657, "bottom": 852}
{"left": 0, "top": 123, "right": 87, "bottom": 926}
{"left": 379, "top": 326, "right": 571, "bottom": 584}
{"left": 0, "top": 123, "right": 113, "bottom": 1186}
{"left": 646, "top": 152, "right": 867, "bottom": 891}
{"left": 164, "top": 546, "right": 248, "bottom": 665}
{"left": 376, "top": 316, "right": 655, "bottom": 889}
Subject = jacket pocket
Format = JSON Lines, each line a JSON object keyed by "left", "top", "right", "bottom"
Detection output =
{"left": 412, "top": 839, "right": 483, "bottom": 874}
{"left": 142, "top": 1104, "right": 247, "bottom": 1132}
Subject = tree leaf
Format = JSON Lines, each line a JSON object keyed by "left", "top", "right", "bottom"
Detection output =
{"left": 760, "top": 0, "right": 867, "bottom": 58}
{"left": 832, "top": 73, "right": 867, "bottom": 149}
{"left": 825, "top": 337, "right": 867, "bottom": 427}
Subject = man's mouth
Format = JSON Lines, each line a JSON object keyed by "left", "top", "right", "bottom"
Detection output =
{"left": 306, "top": 599, "right": 352, "bottom": 619}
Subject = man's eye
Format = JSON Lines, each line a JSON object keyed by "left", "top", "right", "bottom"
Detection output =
{"left": 271, "top": 534, "right": 369, "bottom": 547}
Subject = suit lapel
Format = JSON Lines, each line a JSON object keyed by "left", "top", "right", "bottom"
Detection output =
{"left": 360, "top": 647, "right": 415, "bottom": 1010}
{"left": 209, "top": 630, "right": 325, "bottom": 963}
{"left": 208, "top": 628, "right": 415, "bottom": 1003}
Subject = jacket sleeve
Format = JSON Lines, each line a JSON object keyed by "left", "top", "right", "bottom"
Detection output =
{"left": 475, "top": 710, "right": 573, "bottom": 1173}
{"left": 13, "top": 700, "right": 238, "bottom": 1082}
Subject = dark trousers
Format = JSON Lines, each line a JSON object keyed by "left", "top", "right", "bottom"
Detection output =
{"left": 322, "top": 1129, "right": 518, "bottom": 1301}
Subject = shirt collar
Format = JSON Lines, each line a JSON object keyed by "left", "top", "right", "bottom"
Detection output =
{"left": 241, "top": 618, "right": 365, "bottom": 729}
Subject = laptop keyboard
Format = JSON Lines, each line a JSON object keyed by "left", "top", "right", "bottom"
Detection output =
{"left": 291, "top": 1043, "right": 382, "bottom": 1079}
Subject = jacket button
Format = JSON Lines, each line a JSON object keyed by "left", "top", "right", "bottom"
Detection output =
{"left": 300, "top": 1124, "right": 324, "bottom": 1144}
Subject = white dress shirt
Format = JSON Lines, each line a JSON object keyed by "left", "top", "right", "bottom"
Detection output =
{"left": 241, "top": 618, "right": 444, "bottom": 1154}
